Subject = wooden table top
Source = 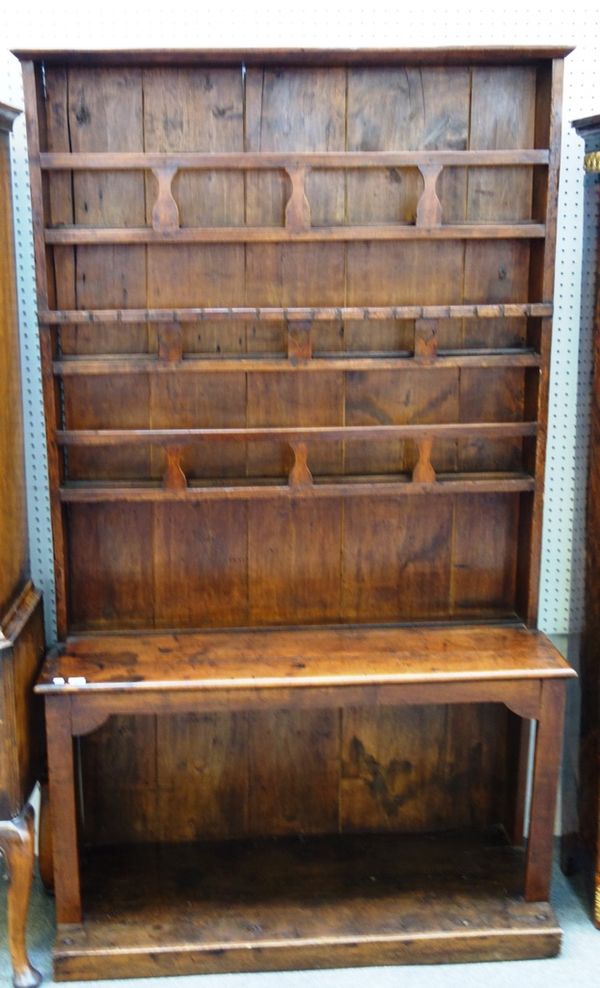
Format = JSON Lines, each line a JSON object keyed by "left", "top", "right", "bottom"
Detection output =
{"left": 36, "top": 624, "right": 575, "bottom": 694}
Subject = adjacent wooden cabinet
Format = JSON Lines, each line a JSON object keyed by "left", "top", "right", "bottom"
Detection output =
{"left": 16, "top": 47, "right": 573, "bottom": 979}
{"left": 0, "top": 101, "right": 45, "bottom": 988}
{"left": 571, "top": 112, "right": 600, "bottom": 925}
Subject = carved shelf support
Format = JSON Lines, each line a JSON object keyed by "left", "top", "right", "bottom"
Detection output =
{"left": 151, "top": 166, "right": 180, "bottom": 232}
{"left": 288, "top": 442, "right": 313, "bottom": 488}
{"left": 412, "top": 437, "right": 436, "bottom": 483}
{"left": 414, "top": 318, "right": 439, "bottom": 361}
{"left": 284, "top": 167, "right": 312, "bottom": 231}
{"left": 164, "top": 447, "right": 187, "bottom": 490}
{"left": 287, "top": 320, "right": 313, "bottom": 362}
{"left": 416, "top": 164, "right": 443, "bottom": 227}
{"left": 158, "top": 323, "right": 183, "bottom": 363}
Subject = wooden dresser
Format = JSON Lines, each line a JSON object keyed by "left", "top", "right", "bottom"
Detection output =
{"left": 0, "top": 101, "right": 45, "bottom": 988}
{"left": 16, "top": 47, "right": 574, "bottom": 979}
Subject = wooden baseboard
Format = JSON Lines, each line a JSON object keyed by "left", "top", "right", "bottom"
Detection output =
{"left": 53, "top": 830, "right": 561, "bottom": 980}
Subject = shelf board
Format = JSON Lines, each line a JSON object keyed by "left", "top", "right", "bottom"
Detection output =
{"left": 59, "top": 473, "right": 536, "bottom": 504}
{"left": 55, "top": 422, "right": 538, "bottom": 447}
{"left": 52, "top": 831, "right": 561, "bottom": 980}
{"left": 39, "top": 149, "right": 550, "bottom": 170}
{"left": 13, "top": 46, "right": 574, "bottom": 67}
{"left": 44, "top": 223, "right": 546, "bottom": 245}
{"left": 40, "top": 303, "right": 553, "bottom": 324}
{"left": 52, "top": 352, "right": 543, "bottom": 376}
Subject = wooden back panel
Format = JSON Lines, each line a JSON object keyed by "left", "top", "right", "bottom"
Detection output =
{"left": 20, "top": 50, "right": 565, "bottom": 843}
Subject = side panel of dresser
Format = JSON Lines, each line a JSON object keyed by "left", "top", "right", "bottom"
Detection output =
{"left": 0, "top": 102, "right": 45, "bottom": 988}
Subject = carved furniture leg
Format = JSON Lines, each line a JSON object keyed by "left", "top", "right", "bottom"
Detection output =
{"left": 0, "top": 805, "right": 42, "bottom": 988}
{"left": 524, "top": 680, "right": 566, "bottom": 901}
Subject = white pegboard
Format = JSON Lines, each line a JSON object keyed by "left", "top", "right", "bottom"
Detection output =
{"left": 1, "top": 1, "right": 599, "bottom": 642}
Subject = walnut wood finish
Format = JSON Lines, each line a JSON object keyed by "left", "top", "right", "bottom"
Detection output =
{"left": 37, "top": 624, "right": 574, "bottom": 925}
{"left": 0, "top": 808, "right": 41, "bottom": 988}
{"left": 0, "top": 102, "right": 45, "bottom": 988}
{"left": 52, "top": 833, "right": 561, "bottom": 980}
{"left": 569, "top": 112, "right": 600, "bottom": 925}
{"left": 39, "top": 625, "right": 574, "bottom": 694}
{"left": 44, "top": 223, "right": 547, "bottom": 244}
{"left": 42, "top": 302, "right": 552, "bottom": 322}
{"left": 17, "top": 47, "right": 571, "bottom": 975}
{"left": 13, "top": 46, "right": 573, "bottom": 66}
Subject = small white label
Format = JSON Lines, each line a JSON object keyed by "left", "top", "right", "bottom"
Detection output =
{"left": 67, "top": 676, "right": 87, "bottom": 686}
{"left": 52, "top": 677, "right": 65, "bottom": 686}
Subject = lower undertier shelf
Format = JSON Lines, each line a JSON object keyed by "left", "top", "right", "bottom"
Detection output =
{"left": 54, "top": 830, "right": 562, "bottom": 980}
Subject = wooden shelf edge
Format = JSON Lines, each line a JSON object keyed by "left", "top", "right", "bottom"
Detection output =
{"left": 59, "top": 476, "right": 536, "bottom": 503}
{"left": 55, "top": 422, "right": 538, "bottom": 447}
{"left": 38, "top": 149, "right": 550, "bottom": 170}
{"left": 52, "top": 353, "right": 543, "bottom": 376}
{"left": 13, "top": 45, "right": 574, "bottom": 66}
{"left": 40, "top": 302, "right": 553, "bottom": 325}
{"left": 44, "top": 223, "right": 547, "bottom": 245}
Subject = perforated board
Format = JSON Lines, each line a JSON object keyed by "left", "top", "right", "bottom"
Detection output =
{"left": 1, "top": 2, "right": 598, "bottom": 642}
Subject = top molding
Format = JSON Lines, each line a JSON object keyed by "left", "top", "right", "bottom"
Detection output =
{"left": 0, "top": 101, "right": 21, "bottom": 133}
{"left": 11, "top": 46, "right": 574, "bottom": 67}
{"left": 572, "top": 114, "right": 600, "bottom": 136}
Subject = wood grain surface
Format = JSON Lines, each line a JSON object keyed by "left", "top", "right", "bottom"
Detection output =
{"left": 21, "top": 50, "right": 567, "bottom": 852}
{"left": 51, "top": 831, "right": 562, "bottom": 980}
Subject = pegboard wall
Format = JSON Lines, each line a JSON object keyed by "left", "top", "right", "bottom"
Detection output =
{"left": 1, "top": 1, "right": 598, "bottom": 643}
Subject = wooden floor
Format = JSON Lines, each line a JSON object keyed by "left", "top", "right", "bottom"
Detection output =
{"left": 53, "top": 831, "right": 562, "bottom": 980}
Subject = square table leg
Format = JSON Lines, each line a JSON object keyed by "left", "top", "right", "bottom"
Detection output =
{"left": 45, "top": 695, "right": 82, "bottom": 923}
{"left": 524, "top": 679, "right": 566, "bottom": 901}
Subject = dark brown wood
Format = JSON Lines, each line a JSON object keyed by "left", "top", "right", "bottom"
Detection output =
{"left": 506, "top": 715, "right": 531, "bottom": 845}
{"left": 53, "top": 353, "right": 544, "bottom": 378}
{"left": 45, "top": 222, "right": 547, "bottom": 245}
{"left": 0, "top": 101, "right": 46, "bottom": 988}
{"left": 44, "top": 696, "right": 82, "bottom": 924}
{"left": 566, "top": 112, "right": 600, "bottom": 925}
{"left": 18, "top": 48, "right": 572, "bottom": 977}
{"left": 50, "top": 833, "right": 562, "bottom": 980}
{"left": 12, "top": 46, "right": 574, "bottom": 66}
{"left": 58, "top": 475, "right": 536, "bottom": 503}
{"left": 37, "top": 625, "right": 574, "bottom": 694}
{"left": 67, "top": 679, "right": 543, "bottom": 732}
{"left": 37, "top": 623, "right": 571, "bottom": 956}
{"left": 163, "top": 447, "right": 187, "bottom": 491}
{"left": 38, "top": 148, "right": 551, "bottom": 170}
{"left": 41, "top": 303, "right": 553, "bottom": 323}
{"left": 37, "top": 781, "right": 54, "bottom": 892}
{"left": 0, "top": 807, "right": 41, "bottom": 988}
{"left": 55, "top": 421, "right": 537, "bottom": 446}
{"left": 525, "top": 679, "right": 567, "bottom": 900}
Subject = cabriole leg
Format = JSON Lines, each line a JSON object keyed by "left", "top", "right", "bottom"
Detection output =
{"left": 0, "top": 805, "right": 42, "bottom": 988}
